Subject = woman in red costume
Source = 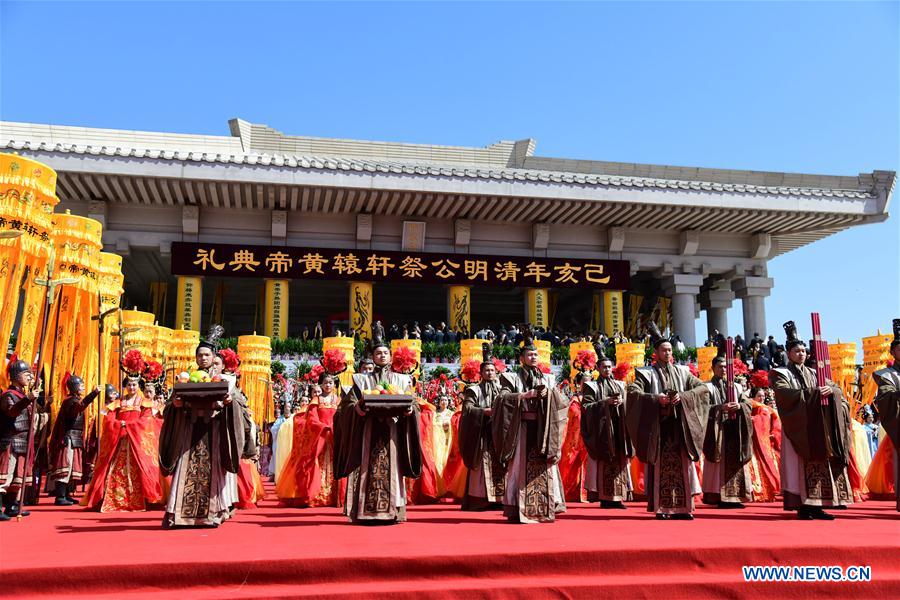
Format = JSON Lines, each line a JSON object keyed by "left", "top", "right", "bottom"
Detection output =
{"left": 82, "top": 351, "right": 163, "bottom": 512}
{"left": 277, "top": 351, "right": 346, "bottom": 507}
{"left": 745, "top": 378, "right": 782, "bottom": 503}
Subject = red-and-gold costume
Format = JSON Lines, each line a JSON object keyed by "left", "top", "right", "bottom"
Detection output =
{"left": 558, "top": 396, "right": 587, "bottom": 502}
{"left": 747, "top": 400, "right": 781, "bottom": 502}
{"left": 81, "top": 393, "right": 163, "bottom": 512}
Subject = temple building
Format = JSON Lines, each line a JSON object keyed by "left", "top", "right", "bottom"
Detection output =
{"left": 1, "top": 119, "right": 894, "bottom": 345}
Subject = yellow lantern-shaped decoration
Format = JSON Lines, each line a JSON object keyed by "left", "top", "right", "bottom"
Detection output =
{"left": 459, "top": 339, "right": 485, "bottom": 364}
{"left": 323, "top": 336, "right": 356, "bottom": 388}
{"left": 169, "top": 329, "right": 200, "bottom": 387}
{"left": 697, "top": 346, "right": 719, "bottom": 382}
{"left": 238, "top": 334, "right": 272, "bottom": 426}
{"left": 97, "top": 252, "right": 124, "bottom": 387}
{"left": 615, "top": 342, "right": 646, "bottom": 383}
{"left": 120, "top": 310, "right": 156, "bottom": 357}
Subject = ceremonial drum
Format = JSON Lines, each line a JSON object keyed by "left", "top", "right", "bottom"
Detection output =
{"left": 238, "top": 334, "right": 272, "bottom": 425}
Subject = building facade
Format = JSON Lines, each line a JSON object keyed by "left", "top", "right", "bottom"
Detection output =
{"left": 1, "top": 119, "right": 894, "bottom": 345}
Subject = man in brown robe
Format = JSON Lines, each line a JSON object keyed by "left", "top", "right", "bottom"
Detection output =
{"left": 160, "top": 328, "right": 247, "bottom": 528}
{"left": 770, "top": 320, "right": 852, "bottom": 520}
{"left": 701, "top": 356, "right": 753, "bottom": 508}
{"left": 626, "top": 324, "right": 709, "bottom": 520}
{"left": 581, "top": 356, "right": 633, "bottom": 508}
{"left": 334, "top": 337, "right": 422, "bottom": 524}
{"left": 494, "top": 332, "right": 569, "bottom": 523}
{"left": 873, "top": 318, "right": 900, "bottom": 512}
{"left": 459, "top": 344, "right": 505, "bottom": 511}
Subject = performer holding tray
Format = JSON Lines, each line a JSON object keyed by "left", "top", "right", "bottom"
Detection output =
{"left": 334, "top": 336, "right": 422, "bottom": 524}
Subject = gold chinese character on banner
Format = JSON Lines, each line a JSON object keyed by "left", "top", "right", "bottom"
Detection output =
{"left": 431, "top": 259, "right": 460, "bottom": 279}
{"left": 584, "top": 263, "right": 611, "bottom": 284}
{"left": 523, "top": 261, "right": 551, "bottom": 283}
{"left": 333, "top": 253, "right": 362, "bottom": 275}
{"left": 193, "top": 248, "right": 225, "bottom": 271}
{"left": 229, "top": 249, "right": 261, "bottom": 272}
{"left": 553, "top": 262, "right": 581, "bottom": 284}
{"left": 265, "top": 251, "right": 293, "bottom": 274}
{"left": 464, "top": 260, "right": 488, "bottom": 282}
{"left": 494, "top": 261, "right": 521, "bottom": 282}
{"left": 301, "top": 252, "right": 328, "bottom": 274}
{"left": 367, "top": 255, "right": 395, "bottom": 277}
{"left": 400, "top": 256, "right": 427, "bottom": 278}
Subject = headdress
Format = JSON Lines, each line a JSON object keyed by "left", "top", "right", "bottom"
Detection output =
{"left": 218, "top": 348, "right": 241, "bottom": 374}
{"left": 121, "top": 349, "right": 146, "bottom": 381}
{"left": 197, "top": 324, "right": 225, "bottom": 354}
{"left": 321, "top": 348, "right": 348, "bottom": 376}
{"left": 647, "top": 322, "right": 670, "bottom": 349}
{"left": 783, "top": 321, "right": 805, "bottom": 350}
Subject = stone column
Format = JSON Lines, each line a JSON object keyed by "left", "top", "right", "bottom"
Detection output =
{"left": 661, "top": 274, "right": 704, "bottom": 347}
{"left": 731, "top": 276, "right": 774, "bottom": 341}
{"left": 698, "top": 280, "right": 735, "bottom": 340}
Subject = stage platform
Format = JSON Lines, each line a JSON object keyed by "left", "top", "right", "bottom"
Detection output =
{"left": 2, "top": 485, "right": 898, "bottom": 599}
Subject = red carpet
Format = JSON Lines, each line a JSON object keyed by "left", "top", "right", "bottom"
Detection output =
{"left": 2, "top": 484, "right": 898, "bottom": 598}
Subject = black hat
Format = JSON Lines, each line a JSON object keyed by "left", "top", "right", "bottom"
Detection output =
{"left": 783, "top": 321, "right": 805, "bottom": 351}
{"left": 647, "top": 322, "right": 671, "bottom": 349}
{"left": 369, "top": 334, "right": 390, "bottom": 354}
{"left": 196, "top": 324, "right": 225, "bottom": 354}
{"left": 891, "top": 318, "right": 900, "bottom": 351}
{"left": 65, "top": 373, "right": 84, "bottom": 394}
{"left": 519, "top": 328, "right": 536, "bottom": 354}
{"left": 480, "top": 343, "right": 495, "bottom": 371}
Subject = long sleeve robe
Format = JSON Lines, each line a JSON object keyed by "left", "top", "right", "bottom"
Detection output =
{"left": 333, "top": 367, "right": 422, "bottom": 524}
{"left": 873, "top": 364, "right": 900, "bottom": 511}
{"left": 701, "top": 378, "right": 753, "bottom": 504}
{"left": 581, "top": 377, "right": 633, "bottom": 502}
{"left": 626, "top": 363, "right": 709, "bottom": 515}
{"left": 770, "top": 363, "right": 853, "bottom": 509}
{"left": 158, "top": 386, "right": 246, "bottom": 527}
{"left": 459, "top": 380, "right": 505, "bottom": 509}
{"left": 494, "top": 368, "right": 569, "bottom": 523}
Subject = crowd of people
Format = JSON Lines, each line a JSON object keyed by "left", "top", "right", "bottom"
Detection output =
{"left": 1, "top": 318, "right": 897, "bottom": 527}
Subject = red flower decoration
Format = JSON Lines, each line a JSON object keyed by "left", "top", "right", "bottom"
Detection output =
{"left": 733, "top": 358, "right": 750, "bottom": 377}
{"left": 492, "top": 358, "right": 507, "bottom": 373}
{"left": 612, "top": 361, "right": 631, "bottom": 382}
{"left": 321, "top": 348, "right": 348, "bottom": 375}
{"left": 307, "top": 364, "right": 325, "bottom": 382}
{"left": 460, "top": 359, "right": 481, "bottom": 384}
{"left": 121, "top": 349, "right": 146, "bottom": 377}
{"left": 538, "top": 362, "right": 551, "bottom": 374}
{"left": 391, "top": 346, "right": 418, "bottom": 375}
{"left": 218, "top": 348, "right": 240, "bottom": 374}
{"left": 749, "top": 370, "right": 770, "bottom": 390}
{"left": 573, "top": 349, "right": 598, "bottom": 373}
{"left": 687, "top": 362, "right": 699, "bottom": 377}
{"left": 143, "top": 360, "right": 163, "bottom": 381}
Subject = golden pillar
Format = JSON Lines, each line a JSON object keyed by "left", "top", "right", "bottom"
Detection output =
{"left": 264, "top": 279, "right": 289, "bottom": 340}
{"left": 349, "top": 281, "right": 373, "bottom": 339}
{"left": 526, "top": 288, "right": 549, "bottom": 328}
{"left": 448, "top": 285, "right": 471, "bottom": 334}
{"left": 175, "top": 276, "right": 202, "bottom": 332}
{"left": 602, "top": 290, "right": 625, "bottom": 337}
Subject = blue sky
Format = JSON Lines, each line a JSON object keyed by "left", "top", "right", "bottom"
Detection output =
{"left": 2, "top": 1, "right": 897, "bottom": 349}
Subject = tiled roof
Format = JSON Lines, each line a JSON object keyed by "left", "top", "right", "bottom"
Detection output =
{"left": 1, "top": 139, "right": 876, "bottom": 200}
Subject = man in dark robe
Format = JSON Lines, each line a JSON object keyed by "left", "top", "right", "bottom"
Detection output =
{"left": 626, "top": 324, "right": 709, "bottom": 520}
{"left": 459, "top": 344, "right": 505, "bottom": 511}
{"left": 701, "top": 356, "right": 753, "bottom": 508}
{"left": 48, "top": 374, "right": 99, "bottom": 506}
{"left": 334, "top": 336, "right": 422, "bottom": 524}
{"left": 770, "top": 320, "right": 852, "bottom": 520}
{"left": 494, "top": 332, "right": 569, "bottom": 523}
{"left": 873, "top": 318, "right": 900, "bottom": 512}
{"left": 159, "top": 326, "right": 246, "bottom": 528}
{"left": 581, "top": 356, "right": 633, "bottom": 508}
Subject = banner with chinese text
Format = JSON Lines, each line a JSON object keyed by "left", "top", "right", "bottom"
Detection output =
{"left": 172, "top": 242, "right": 630, "bottom": 290}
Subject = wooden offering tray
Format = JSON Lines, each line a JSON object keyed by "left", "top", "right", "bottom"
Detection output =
{"left": 173, "top": 382, "right": 229, "bottom": 409}
{"left": 362, "top": 394, "right": 415, "bottom": 412}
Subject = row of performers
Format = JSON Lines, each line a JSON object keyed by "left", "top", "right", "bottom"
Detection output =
{"left": 0, "top": 332, "right": 266, "bottom": 526}
{"left": 272, "top": 321, "right": 898, "bottom": 524}
{"left": 2, "top": 319, "right": 897, "bottom": 526}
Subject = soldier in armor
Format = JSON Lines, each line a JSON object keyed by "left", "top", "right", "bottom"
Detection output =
{"left": 48, "top": 373, "right": 100, "bottom": 506}
{"left": 0, "top": 357, "right": 41, "bottom": 520}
